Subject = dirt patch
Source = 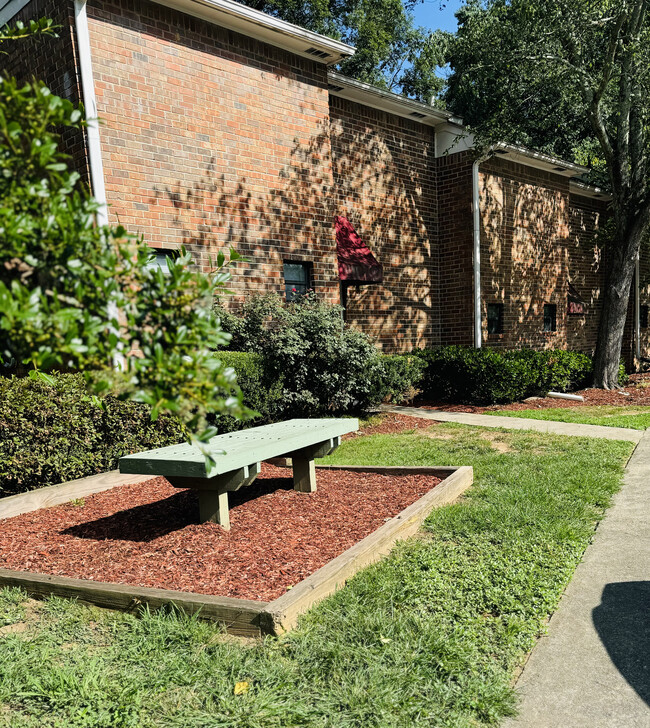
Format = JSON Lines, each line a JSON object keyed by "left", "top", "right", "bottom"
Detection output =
{"left": 0, "top": 464, "right": 441, "bottom": 603}
{"left": 0, "top": 622, "right": 28, "bottom": 637}
{"left": 478, "top": 432, "right": 514, "bottom": 453}
{"left": 422, "top": 431, "right": 455, "bottom": 441}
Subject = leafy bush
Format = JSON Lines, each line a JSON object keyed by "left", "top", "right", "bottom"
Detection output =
{"left": 210, "top": 351, "right": 283, "bottom": 432}
{"left": 536, "top": 350, "right": 593, "bottom": 392}
{"left": 0, "top": 68, "right": 244, "bottom": 445}
{"left": 619, "top": 360, "right": 629, "bottom": 385}
{"left": 371, "top": 354, "right": 426, "bottom": 404}
{"left": 412, "top": 346, "right": 595, "bottom": 405}
{"left": 0, "top": 374, "right": 185, "bottom": 496}
{"left": 217, "top": 294, "right": 416, "bottom": 416}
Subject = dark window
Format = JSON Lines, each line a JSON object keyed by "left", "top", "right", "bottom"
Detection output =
{"left": 487, "top": 303, "right": 504, "bottom": 334}
{"left": 543, "top": 303, "right": 557, "bottom": 332}
{"left": 146, "top": 248, "right": 178, "bottom": 274}
{"left": 284, "top": 262, "right": 311, "bottom": 301}
{"left": 641, "top": 305, "right": 649, "bottom": 329}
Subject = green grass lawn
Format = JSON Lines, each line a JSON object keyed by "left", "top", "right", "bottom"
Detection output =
{"left": 486, "top": 405, "right": 650, "bottom": 429}
{"left": 0, "top": 424, "right": 633, "bottom": 727}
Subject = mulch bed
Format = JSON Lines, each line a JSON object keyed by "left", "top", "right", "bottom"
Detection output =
{"left": 0, "top": 464, "right": 441, "bottom": 603}
{"left": 413, "top": 373, "right": 650, "bottom": 414}
{"left": 345, "top": 413, "right": 437, "bottom": 438}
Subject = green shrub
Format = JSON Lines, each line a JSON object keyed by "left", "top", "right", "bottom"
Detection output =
{"left": 412, "top": 346, "right": 595, "bottom": 405}
{"left": 217, "top": 293, "right": 389, "bottom": 416}
{"left": 537, "top": 350, "right": 593, "bottom": 392}
{"left": 0, "top": 374, "right": 185, "bottom": 496}
{"left": 619, "top": 360, "right": 629, "bottom": 385}
{"left": 210, "top": 351, "right": 283, "bottom": 432}
{"left": 371, "top": 354, "right": 426, "bottom": 404}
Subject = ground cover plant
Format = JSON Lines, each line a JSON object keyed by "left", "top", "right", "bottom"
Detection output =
{"left": 487, "top": 405, "right": 650, "bottom": 430}
{"left": 0, "top": 423, "right": 632, "bottom": 727}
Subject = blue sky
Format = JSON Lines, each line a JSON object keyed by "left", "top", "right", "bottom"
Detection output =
{"left": 412, "top": 0, "right": 465, "bottom": 33}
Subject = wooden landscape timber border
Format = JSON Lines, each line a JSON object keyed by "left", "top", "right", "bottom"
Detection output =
{"left": 0, "top": 464, "right": 473, "bottom": 636}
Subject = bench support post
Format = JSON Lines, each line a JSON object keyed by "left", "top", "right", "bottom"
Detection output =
{"left": 292, "top": 457, "right": 316, "bottom": 493}
{"left": 167, "top": 462, "right": 261, "bottom": 530}
{"left": 288, "top": 437, "right": 341, "bottom": 494}
{"left": 198, "top": 487, "right": 230, "bottom": 529}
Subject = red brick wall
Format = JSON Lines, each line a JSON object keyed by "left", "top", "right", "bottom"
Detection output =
{"left": 436, "top": 150, "right": 474, "bottom": 345}
{"left": 86, "top": 0, "right": 338, "bottom": 301}
{"left": 566, "top": 193, "right": 608, "bottom": 354}
{"left": 478, "top": 158, "right": 608, "bottom": 353}
{"left": 479, "top": 158, "right": 570, "bottom": 350}
{"left": 329, "top": 96, "right": 438, "bottom": 351}
{"left": 0, "top": 0, "right": 88, "bottom": 180}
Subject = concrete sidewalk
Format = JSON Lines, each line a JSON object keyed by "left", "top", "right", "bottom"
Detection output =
{"left": 382, "top": 405, "right": 643, "bottom": 443}
{"left": 502, "top": 430, "right": 650, "bottom": 727}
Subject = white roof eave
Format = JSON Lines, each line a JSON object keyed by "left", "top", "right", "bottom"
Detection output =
{"left": 327, "top": 71, "right": 459, "bottom": 127}
{"left": 153, "top": 0, "right": 355, "bottom": 64}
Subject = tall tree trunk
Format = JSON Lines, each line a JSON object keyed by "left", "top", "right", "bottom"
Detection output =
{"left": 593, "top": 218, "right": 645, "bottom": 388}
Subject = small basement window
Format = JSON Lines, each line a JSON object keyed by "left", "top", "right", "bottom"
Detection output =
{"left": 284, "top": 261, "right": 312, "bottom": 301}
{"left": 543, "top": 303, "right": 557, "bottom": 332}
{"left": 146, "top": 248, "right": 178, "bottom": 273}
{"left": 641, "top": 304, "right": 649, "bottom": 329}
{"left": 487, "top": 303, "right": 504, "bottom": 334}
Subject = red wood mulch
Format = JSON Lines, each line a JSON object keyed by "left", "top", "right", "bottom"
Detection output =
{"left": 344, "top": 413, "right": 437, "bottom": 438}
{"left": 0, "top": 464, "right": 441, "bottom": 603}
{"left": 413, "top": 373, "right": 650, "bottom": 414}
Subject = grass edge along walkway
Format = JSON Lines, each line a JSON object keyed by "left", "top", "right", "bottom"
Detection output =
{"left": 0, "top": 424, "right": 634, "bottom": 728}
{"left": 484, "top": 405, "right": 650, "bottom": 431}
{"left": 383, "top": 404, "right": 643, "bottom": 442}
{"left": 504, "top": 428, "right": 650, "bottom": 727}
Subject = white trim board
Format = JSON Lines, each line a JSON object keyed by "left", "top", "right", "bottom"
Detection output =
{"left": 74, "top": 0, "right": 107, "bottom": 223}
{"left": 0, "top": 0, "right": 30, "bottom": 26}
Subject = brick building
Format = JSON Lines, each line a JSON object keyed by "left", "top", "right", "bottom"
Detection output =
{"left": 3, "top": 0, "right": 643, "bottom": 363}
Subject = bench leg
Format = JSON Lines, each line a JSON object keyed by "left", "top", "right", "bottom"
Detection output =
{"left": 198, "top": 487, "right": 230, "bottom": 530}
{"left": 293, "top": 457, "right": 316, "bottom": 493}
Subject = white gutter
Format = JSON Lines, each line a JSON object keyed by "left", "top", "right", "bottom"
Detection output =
{"left": 327, "top": 72, "right": 461, "bottom": 127}
{"left": 154, "top": 0, "right": 354, "bottom": 64}
{"left": 472, "top": 157, "right": 482, "bottom": 348}
{"left": 634, "top": 253, "right": 641, "bottom": 363}
{"left": 74, "top": 0, "right": 108, "bottom": 226}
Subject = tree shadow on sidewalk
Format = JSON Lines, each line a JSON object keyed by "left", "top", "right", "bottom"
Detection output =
{"left": 592, "top": 581, "right": 650, "bottom": 707}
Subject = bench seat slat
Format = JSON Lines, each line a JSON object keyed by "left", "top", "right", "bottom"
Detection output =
{"left": 119, "top": 419, "right": 358, "bottom": 479}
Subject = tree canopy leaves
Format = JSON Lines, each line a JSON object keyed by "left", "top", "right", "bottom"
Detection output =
{"left": 442, "top": 0, "right": 650, "bottom": 386}
{"left": 239, "top": 0, "right": 450, "bottom": 101}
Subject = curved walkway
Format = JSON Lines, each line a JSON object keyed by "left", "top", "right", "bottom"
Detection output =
{"left": 381, "top": 405, "right": 643, "bottom": 443}
{"left": 383, "top": 403, "right": 649, "bottom": 726}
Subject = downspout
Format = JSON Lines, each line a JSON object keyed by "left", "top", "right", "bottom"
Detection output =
{"left": 635, "top": 253, "right": 641, "bottom": 363}
{"left": 74, "top": 1, "right": 123, "bottom": 367}
{"left": 74, "top": 0, "right": 108, "bottom": 226}
{"left": 472, "top": 150, "right": 493, "bottom": 348}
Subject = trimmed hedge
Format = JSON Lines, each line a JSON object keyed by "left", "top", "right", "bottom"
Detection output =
{"left": 0, "top": 374, "right": 185, "bottom": 497}
{"left": 211, "top": 350, "right": 425, "bottom": 430}
{"left": 411, "top": 347, "right": 595, "bottom": 405}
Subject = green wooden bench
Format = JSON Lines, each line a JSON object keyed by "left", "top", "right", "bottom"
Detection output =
{"left": 119, "top": 418, "right": 359, "bottom": 530}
